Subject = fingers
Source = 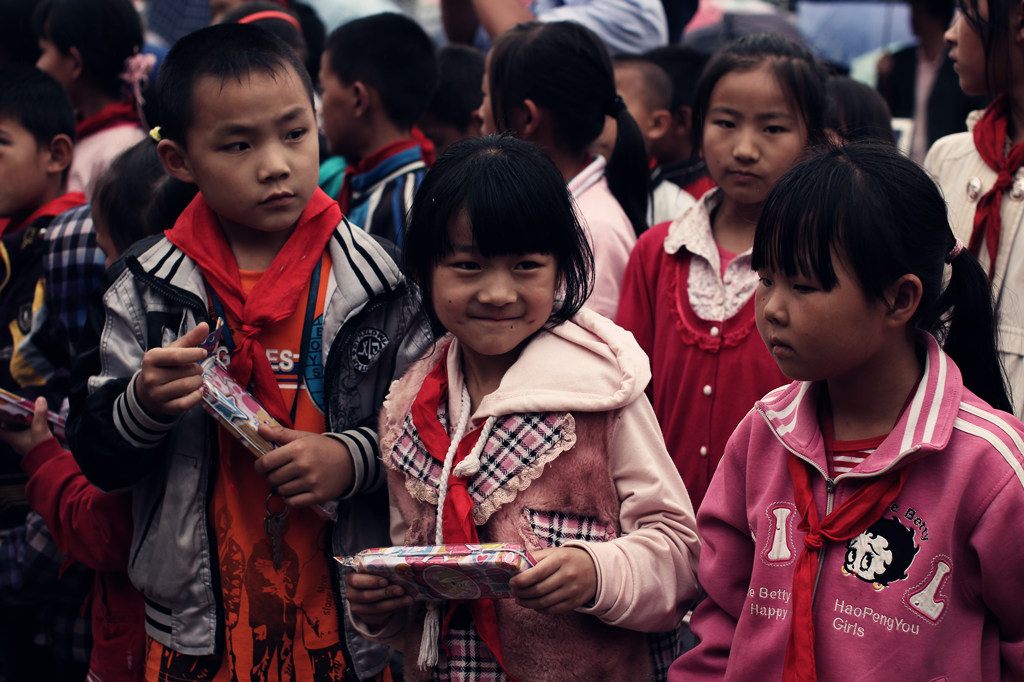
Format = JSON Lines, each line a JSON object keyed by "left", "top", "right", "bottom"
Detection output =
{"left": 344, "top": 572, "right": 413, "bottom": 621}
{"left": 258, "top": 423, "right": 312, "bottom": 446}
{"left": 510, "top": 547, "right": 597, "bottom": 614}
{"left": 168, "top": 321, "right": 210, "bottom": 349}
{"left": 30, "top": 397, "right": 52, "bottom": 441}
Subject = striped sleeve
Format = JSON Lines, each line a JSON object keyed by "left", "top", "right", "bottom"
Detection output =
{"left": 327, "top": 425, "right": 383, "bottom": 497}
{"left": 113, "top": 371, "right": 180, "bottom": 448}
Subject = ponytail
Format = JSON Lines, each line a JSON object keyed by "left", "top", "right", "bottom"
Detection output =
{"left": 930, "top": 245, "right": 1012, "bottom": 412}
{"left": 604, "top": 98, "right": 651, "bottom": 237}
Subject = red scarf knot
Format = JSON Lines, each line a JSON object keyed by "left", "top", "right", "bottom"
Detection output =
{"left": 781, "top": 454, "right": 913, "bottom": 682}
{"left": 165, "top": 188, "right": 341, "bottom": 427}
{"left": 802, "top": 532, "right": 825, "bottom": 551}
{"left": 969, "top": 95, "right": 1024, "bottom": 280}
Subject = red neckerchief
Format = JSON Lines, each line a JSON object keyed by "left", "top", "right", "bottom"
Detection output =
{"left": 75, "top": 99, "right": 140, "bottom": 140}
{"left": 409, "top": 348, "right": 521, "bottom": 682}
{"left": 782, "top": 441, "right": 913, "bottom": 681}
{"left": 165, "top": 188, "right": 339, "bottom": 426}
{"left": 3, "top": 191, "right": 86, "bottom": 235}
{"left": 411, "top": 125, "right": 436, "bottom": 166}
{"left": 969, "top": 95, "right": 1024, "bottom": 279}
{"left": 337, "top": 138, "right": 423, "bottom": 214}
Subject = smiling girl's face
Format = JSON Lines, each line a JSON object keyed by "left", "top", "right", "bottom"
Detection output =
{"left": 430, "top": 211, "right": 559, "bottom": 376}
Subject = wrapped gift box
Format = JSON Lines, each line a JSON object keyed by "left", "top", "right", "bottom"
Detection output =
{"left": 338, "top": 543, "right": 535, "bottom": 600}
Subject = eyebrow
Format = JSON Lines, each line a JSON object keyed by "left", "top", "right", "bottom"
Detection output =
{"left": 709, "top": 106, "right": 797, "bottom": 121}
{"left": 212, "top": 105, "right": 311, "bottom": 136}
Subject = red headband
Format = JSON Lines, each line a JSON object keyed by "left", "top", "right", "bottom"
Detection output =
{"left": 238, "top": 10, "right": 301, "bottom": 31}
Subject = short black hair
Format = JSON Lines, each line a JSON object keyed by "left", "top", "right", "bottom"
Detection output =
{"left": 0, "top": 0, "right": 43, "bottom": 65}
{"left": 613, "top": 54, "right": 672, "bottom": 111}
{"left": 643, "top": 45, "right": 708, "bottom": 112}
{"left": 405, "top": 135, "right": 593, "bottom": 336}
{"left": 155, "top": 23, "right": 315, "bottom": 145}
{"left": 93, "top": 137, "right": 197, "bottom": 256}
{"left": 692, "top": 33, "right": 828, "bottom": 152}
{"left": 826, "top": 75, "right": 894, "bottom": 145}
{"left": 0, "top": 63, "right": 75, "bottom": 146}
{"left": 422, "top": 45, "right": 485, "bottom": 133}
{"left": 32, "top": 0, "right": 142, "bottom": 99}
{"left": 324, "top": 13, "right": 438, "bottom": 130}
{"left": 222, "top": 2, "right": 308, "bottom": 65}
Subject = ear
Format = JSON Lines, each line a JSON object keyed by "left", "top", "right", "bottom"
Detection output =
{"left": 884, "top": 274, "right": 924, "bottom": 327}
{"left": 519, "top": 99, "right": 542, "bottom": 139}
{"left": 673, "top": 105, "right": 693, "bottom": 140}
{"left": 351, "top": 81, "right": 370, "bottom": 117}
{"left": 68, "top": 46, "right": 84, "bottom": 82}
{"left": 44, "top": 134, "right": 73, "bottom": 175}
{"left": 157, "top": 138, "right": 195, "bottom": 184}
{"left": 648, "top": 108, "right": 672, "bottom": 142}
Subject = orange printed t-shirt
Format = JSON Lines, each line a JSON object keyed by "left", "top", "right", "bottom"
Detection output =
{"left": 146, "top": 254, "right": 383, "bottom": 681}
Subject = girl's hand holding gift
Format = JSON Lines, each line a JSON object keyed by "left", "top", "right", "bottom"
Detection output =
{"left": 344, "top": 571, "right": 413, "bottom": 628}
{"left": 510, "top": 547, "right": 597, "bottom": 614}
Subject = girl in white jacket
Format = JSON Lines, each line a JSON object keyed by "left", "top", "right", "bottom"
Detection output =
{"left": 924, "top": 0, "right": 1024, "bottom": 412}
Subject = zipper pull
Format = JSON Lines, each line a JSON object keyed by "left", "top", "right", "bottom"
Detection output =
{"left": 825, "top": 477, "right": 836, "bottom": 493}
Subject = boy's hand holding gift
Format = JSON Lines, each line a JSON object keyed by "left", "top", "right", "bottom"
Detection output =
{"left": 135, "top": 322, "right": 209, "bottom": 416}
{"left": 255, "top": 424, "right": 354, "bottom": 507}
{"left": 0, "top": 397, "right": 56, "bottom": 457}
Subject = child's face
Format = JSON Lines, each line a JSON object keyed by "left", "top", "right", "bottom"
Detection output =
{"left": 477, "top": 57, "right": 497, "bottom": 136}
{"left": 944, "top": 2, "right": 990, "bottom": 95}
{"left": 0, "top": 116, "right": 61, "bottom": 226}
{"left": 701, "top": 63, "right": 807, "bottom": 210}
{"left": 35, "top": 38, "right": 76, "bottom": 92}
{"left": 430, "top": 212, "right": 558, "bottom": 374}
{"left": 173, "top": 65, "right": 318, "bottom": 242}
{"left": 754, "top": 252, "right": 893, "bottom": 383}
{"left": 614, "top": 64, "right": 660, "bottom": 156}
{"left": 318, "top": 52, "right": 359, "bottom": 157}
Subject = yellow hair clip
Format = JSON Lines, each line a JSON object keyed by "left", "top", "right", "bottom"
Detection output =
{"left": 149, "top": 126, "right": 162, "bottom": 142}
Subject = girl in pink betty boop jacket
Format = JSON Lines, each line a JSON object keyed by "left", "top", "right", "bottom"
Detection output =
{"left": 345, "top": 135, "right": 701, "bottom": 681}
{"left": 670, "top": 142, "right": 1024, "bottom": 681}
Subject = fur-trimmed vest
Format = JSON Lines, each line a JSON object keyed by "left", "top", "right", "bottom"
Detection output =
{"left": 378, "top": 343, "right": 677, "bottom": 681}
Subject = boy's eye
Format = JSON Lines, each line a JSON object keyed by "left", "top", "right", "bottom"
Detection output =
{"left": 793, "top": 283, "right": 817, "bottom": 293}
{"left": 757, "top": 276, "right": 773, "bottom": 287}
{"left": 765, "top": 125, "right": 789, "bottom": 134}
{"left": 285, "top": 128, "right": 307, "bottom": 141}
{"left": 451, "top": 261, "right": 480, "bottom": 271}
{"left": 222, "top": 141, "right": 249, "bottom": 152}
{"left": 713, "top": 118, "right": 735, "bottom": 129}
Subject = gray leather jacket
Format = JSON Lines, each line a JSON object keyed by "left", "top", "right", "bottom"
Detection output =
{"left": 68, "top": 221, "right": 430, "bottom": 679}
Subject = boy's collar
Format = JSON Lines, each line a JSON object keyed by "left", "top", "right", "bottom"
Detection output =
{"left": 1, "top": 191, "right": 86, "bottom": 236}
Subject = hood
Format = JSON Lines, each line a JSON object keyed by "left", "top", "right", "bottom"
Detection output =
{"left": 461, "top": 307, "right": 651, "bottom": 419}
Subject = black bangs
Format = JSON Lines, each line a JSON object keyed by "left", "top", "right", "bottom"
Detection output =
{"left": 753, "top": 148, "right": 852, "bottom": 291}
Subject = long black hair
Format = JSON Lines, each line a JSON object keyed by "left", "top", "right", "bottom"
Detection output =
{"left": 752, "top": 141, "right": 1010, "bottom": 412}
{"left": 487, "top": 21, "right": 649, "bottom": 237}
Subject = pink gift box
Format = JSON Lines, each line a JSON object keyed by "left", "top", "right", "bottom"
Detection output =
{"left": 339, "top": 543, "right": 535, "bottom": 601}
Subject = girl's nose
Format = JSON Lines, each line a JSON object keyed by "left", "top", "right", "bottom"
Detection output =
{"left": 733, "top": 130, "right": 758, "bottom": 162}
{"left": 478, "top": 271, "right": 516, "bottom": 305}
